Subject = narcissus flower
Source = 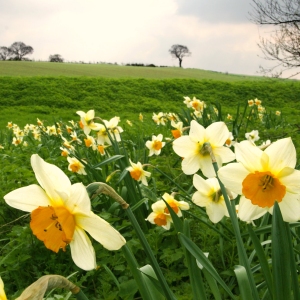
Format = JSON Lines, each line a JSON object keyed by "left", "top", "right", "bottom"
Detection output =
{"left": 162, "top": 193, "right": 190, "bottom": 216}
{"left": 192, "top": 174, "right": 230, "bottom": 223}
{"left": 76, "top": 110, "right": 101, "bottom": 135}
{"left": 171, "top": 121, "right": 183, "bottom": 139}
{"left": 126, "top": 159, "right": 151, "bottom": 186}
{"left": 152, "top": 112, "right": 167, "bottom": 125}
{"left": 67, "top": 157, "right": 87, "bottom": 175}
{"left": 173, "top": 120, "right": 235, "bottom": 177}
{"left": 146, "top": 200, "right": 173, "bottom": 230}
{"left": 245, "top": 130, "right": 259, "bottom": 144}
{"left": 145, "top": 134, "right": 165, "bottom": 156}
{"left": 4, "top": 154, "right": 126, "bottom": 270}
{"left": 218, "top": 138, "right": 300, "bottom": 222}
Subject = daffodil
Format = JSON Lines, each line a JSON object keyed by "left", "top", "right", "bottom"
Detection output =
{"left": 173, "top": 120, "right": 235, "bottom": 177}
{"left": 162, "top": 193, "right": 190, "bottom": 216}
{"left": 67, "top": 157, "right": 87, "bottom": 175}
{"left": 152, "top": 112, "right": 167, "bottom": 125}
{"left": 4, "top": 154, "right": 126, "bottom": 270}
{"left": 145, "top": 134, "right": 165, "bottom": 156}
{"left": 192, "top": 174, "right": 231, "bottom": 223}
{"left": 77, "top": 110, "right": 101, "bottom": 135}
{"left": 245, "top": 130, "right": 259, "bottom": 144}
{"left": 103, "top": 116, "right": 123, "bottom": 142}
{"left": 0, "top": 277, "right": 7, "bottom": 300}
{"left": 171, "top": 121, "right": 183, "bottom": 139}
{"left": 126, "top": 159, "right": 151, "bottom": 186}
{"left": 218, "top": 138, "right": 300, "bottom": 222}
{"left": 146, "top": 200, "right": 173, "bottom": 230}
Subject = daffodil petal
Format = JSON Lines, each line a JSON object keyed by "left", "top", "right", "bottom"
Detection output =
{"left": 206, "top": 201, "right": 227, "bottom": 223}
{"left": 238, "top": 196, "right": 267, "bottom": 221}
{"left": 218, "top": 163, "right": 249, "bottom": 194}
{"left": 206, "top": 122, "right": 228, "bottom": 146}
{"left": 151, "top": 200, "right": 166, "bottom": 212}
{"left": 199, "top": 155, "right": 216, "bottom": 178}
{"left": 269, "top": 193, "right": 300, "bottom": 222}
{"left": 192, "top": 191, "right": 210, "bottom": 207}
{"left": 193, "top": 174, "right": 213, "bottom": 195}
{"left": 189, "top": 120, "right": 206, "bottom": 143}
{"left": 182, "top": 154, "right": 201, "bottom": 175}
{"left": 173, "top": 136, "right": 197, "bottom": 157}
{"left": 4, "top": 184, "right": 50, "bottom": 212}
{"left": 70, "top": 227, "right": 96, "bottom": 271}
{"left": 279, "top": 168, "right": 300, "bottom": 194}
{"left": 86, "top": 110, "right": 95, "bottom": 120}
{"left": 235, "top": 141, "right": 263, "bottom": 172}
{"left": 265, "top": 137, "right": 296, "bottom": 172}
{"left": 31, "top": 154, "right": 71, "bottom": 203}
{"left": 213, "top": 146, "right": 235, "bottom": 164}
{"left": 76, "top": 212, "right": 126, "bottom": 251}
{"left": 64, "top": 183, "right": 91, "bottom": 215}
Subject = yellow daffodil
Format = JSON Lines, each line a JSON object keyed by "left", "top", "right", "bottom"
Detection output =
{"left": 126, "top": 159, "right": 151, "bottom": 186}
{"left": 276, "top": 111, "right": 281, "bottom": 116}
{"left": 254, "top": 98, "right": 262, "bottom": 106}
{"left": 162, "top": 193, "right": 190, "bottom": 216}
{"left": 84, "top": 135, "right": 97, "bottom": 150}
{"left": 248, "top": 99, "right": 254, "bottom": 106}
{"left": 0, "top": 277, "right": 7, "bottom": 300}
{"left": 76, "top": 110, "right": 101, "bottom": 135}
{"left": 4, "top": 154, "right": 126, "bottom": 270}
{"left": 218, "top": 138, "right": 300, "bottom": 222}
{"left": 192, "top": 174, "right": 230, "bottom": 223}
{"left": 173, "top": 120, "right": 235, "bottom": 177}
{"left": 146, "top": 200, "right": 173, "bottom": 230}
{"left": 145, "top": 134, "right": 165, "bottom": 156}
{"left": 67, "top": 157, "right": 87, "bottom": 175}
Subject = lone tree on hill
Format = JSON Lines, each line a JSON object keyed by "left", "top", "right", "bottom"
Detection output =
{"left": 0, "top": 47, "right": 10, "bottom": 60}
{"left": 8, "top": 41, "right": 34, "bottom": 61}
{"left": 49, "top": 54, "right": 64, "bottom": 63}
{"left": 250, "top": 0, "right": 300, "bottom": 77}
{"left": 169, "top": 44, "right": 191, "bottom": 68}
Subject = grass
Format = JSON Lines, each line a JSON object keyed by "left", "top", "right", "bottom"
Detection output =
{"left": 0, "top": 61, "right": 294, "bottom": 81}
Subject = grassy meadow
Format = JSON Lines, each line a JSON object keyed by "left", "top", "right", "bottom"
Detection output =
{"left": 0, "top": 61, "right": 300, "bottom": 299}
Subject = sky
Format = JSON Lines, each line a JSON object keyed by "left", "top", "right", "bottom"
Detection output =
{"left": 0, "top": 0, "right": 290, "bottom": 77}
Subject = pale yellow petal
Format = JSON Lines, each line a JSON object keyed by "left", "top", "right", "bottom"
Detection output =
{"left": 173, "top": 136, "right": 197, "bottom": 157}
{"left": 238, "top": 196, "right": 267, "bottom": 222}
{"left": 206, "top": 122, "right": 229, "bottom": 146}
{"left": 182, "top": 154, "right": 202, "bottom": 175}
{"left": 206, "top": 201, "right": 227, "bottom": 223}
{"left": 189, "top": 120, "right": 206, "bottom": 143}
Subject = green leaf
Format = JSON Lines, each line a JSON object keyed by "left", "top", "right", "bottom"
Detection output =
{"left": 234, "top": 265, "right": 254, "bottom": 300}
{"left": 91, "top": 154, "right": 124, "bottom": 168}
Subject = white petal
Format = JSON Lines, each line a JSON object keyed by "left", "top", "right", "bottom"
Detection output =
{"left": 146, "top": 212, "right": 156, "bottom": 224}
{"left": 65, "top": 183, "right": 91, "bottom": 215}
{"left": 206, "top": 201, "right": 227, "bottom": 223}
{"left": 76, "top": 212, "right": 126, "bottom": 250}
{"left": 173, "top": 136, "right": 197, "bottom": 157}
{"left": 4, "top": 184, "right": 50, "bottom": 212}
{"left": 151, "top": 200, "right": 166, "bottom": 212}
{"left": 234, "top": 141, "right": 263, "bottom": 172}
{"left": 192, "top": 191, "right": 210, "bottom": 207}
{"left": 76, "top": 111, "right": 85, "bottom": 118}
{"left": 213, "top": 146, "right": 235, "bottom": 164}
{"left": 182, "top": 154, "right": 201, "bottom": 175}
{"left": 206, "top": 122, "right": 229, "bottom": 146}
{"left": 279, "top": 169, "right": 300, "bottom": 194}
{"left": 193, "top": 174, "right": 212, "bottom": 193}
{"left": 70, "top": 227, "right": 96, "bottom": 270}
{"left": 199, "top": 155, "right": 216, "bottom": 178}
{"left": 31, "top": 154, "right": 71, "bottom": 202}
{"left": 189, "top": 120, "right": 206, "bottom": 143}
{"left": 269, "top": 193, "right": 300, "bottom": 222}
{"left": 238, "top": 196, "right": 267, "bottom": 221}
{"left": 86, "top": 110, "right": 95, "bottom": 120}
{"left": 218, "top": 163, "right": 249, "bottom": 194}
{"left": 265, "top": 137, "right": 297, "bottom": 173}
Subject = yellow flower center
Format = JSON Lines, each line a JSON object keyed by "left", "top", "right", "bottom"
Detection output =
{"left": 70, "top": 162, "right": 81, "bottom": 173}
{"left": 84, "top": 139, "right": 92, "bottom": 147}
{"left": 225, "top": 138, "right": 231, "bottom": 146}
{"left": 164, "top": 201, "right": 179, "bottom": 214}
{"left": 30, "top": 206, "right": 75, "bottom": 252}
{"left": 242, "top": 171, "right": 286, "bottom": 208}
{"left": 130, "top": 168, "right": 142, "bottom": 180}
{"left": 211, "top": 189, "right": 223, "bottom": 203}
{"left": 171, "top": 129, "right": 181, "bottom": 139}
{"left": 97, "top": 145, "right": 105, "bottom": 155}
{"left": 154, "top": 213, "right": 167, "bottom": 226}
{"left": 153, "top": 140, "right": 163, "bottom": 151}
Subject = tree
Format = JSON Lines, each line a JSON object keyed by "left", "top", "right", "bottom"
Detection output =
{"left": 0, "top": 47, "right": 10, "bottom": 60}
{"left": 250, "top": 0, "right": 300, "bottom": 77}
{"left": 169, "top": 44, "right": 191, "bottom": 68}
{"left": 49, "top": 54, "right": 64, "bottom": 63}
{"left": 8, "top": 41, "right": 33, "bottom": 61}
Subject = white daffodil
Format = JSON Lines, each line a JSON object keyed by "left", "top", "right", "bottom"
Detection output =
{"left": 103, "top": 116, "right": 123, "bottom": 142}
{"left": 146, "top": 200, "right": 173, "bottom": 230}
{"left": 245, "top": 130, "right": 259, "bottom": 144}
{"left": 145, "top": 134, "right": 166, "bottom": 156}
{"left": 162, "top": 193, "right": 190, "bottom": 216}
{"left": 126, "top": 159, "right": 151, "bottom": 186}
{"left": 67, "top": 157, "right": 87, "bottom": 175}
{"left": 77, "top": 110, "right": 101, "bottom": 135}
{"left": 192, "top": 174, "right": 230, "bottom": 223}
{"left": 173, "top": 120, "right": 235, "bottom": 178}
{"left": 4, "top": 154, "right": 126, "bottom": 270}
{"left": 218, "top": 138, "right": 300, "bottom": 222}
{"left": 171, "top": 121, "right": 183, "bottom": 139}
{"left": 0, "top": 277, "right": 7, "bottom": 300}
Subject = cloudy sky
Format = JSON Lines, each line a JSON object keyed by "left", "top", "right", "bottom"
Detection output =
{"left": 0, "top": 0, "right": 284, "bottom": 77}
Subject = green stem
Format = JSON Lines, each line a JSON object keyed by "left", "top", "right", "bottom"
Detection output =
{"left": 74, "top": 290, "right": 90, "bottom": 300}
{"left": 125, "top": 207, "right": 176, "bottom": 300}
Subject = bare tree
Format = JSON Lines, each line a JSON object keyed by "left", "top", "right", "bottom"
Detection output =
{"left": 8, "top": 41, "right": 34, "bottom": 61}
{"left": 250, "top": 0, "right": 300, "bottom": 77}
{"left": 169, "top": 44, "right": 191, "bottom": 68}
{"left": 49, "top": 54, "right": 64, "bottom": 63}
{"left": 0, "top": 47, "right": 10, "bottom": 60}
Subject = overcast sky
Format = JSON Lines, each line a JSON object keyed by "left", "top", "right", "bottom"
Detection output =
{"left": 0, "top": 0, "right": 287, "bottom": 77}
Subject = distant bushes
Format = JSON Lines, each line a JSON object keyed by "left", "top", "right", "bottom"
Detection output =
{"left": 125, "top": 63, "right": 168, "bottom": 67}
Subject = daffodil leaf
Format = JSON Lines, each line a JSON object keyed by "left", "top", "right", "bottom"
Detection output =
{"left": 234, "top": 265, "right": 254, "bottom": 300}
{"left": 91, "top": 155, "right": 124, "bottom": 168}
